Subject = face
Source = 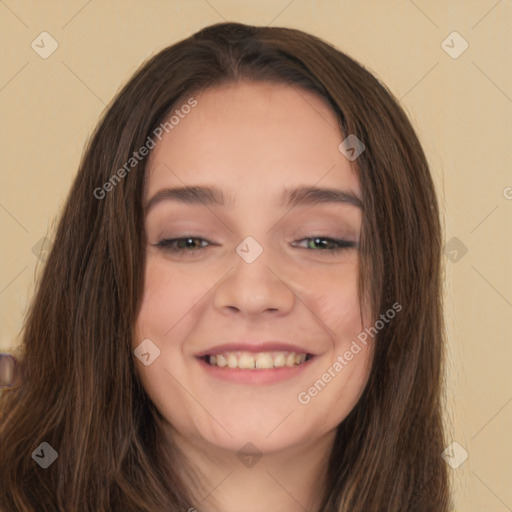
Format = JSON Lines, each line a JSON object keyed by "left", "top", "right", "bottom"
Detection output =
{"left": 134, "top": 81, "right": 374, "bottom": 455}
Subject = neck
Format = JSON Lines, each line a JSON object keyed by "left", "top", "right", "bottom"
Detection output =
{"left": 161, "top": 423, "right": 336, "bottom": 512}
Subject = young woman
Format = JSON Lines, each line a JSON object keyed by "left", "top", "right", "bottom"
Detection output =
{"left": 0, "top": 22, "right": 451, "bottom": 511}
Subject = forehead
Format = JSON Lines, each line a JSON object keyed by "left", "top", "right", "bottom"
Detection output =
{"left": 145, "top": 81, "right": 361, "bottom": 203}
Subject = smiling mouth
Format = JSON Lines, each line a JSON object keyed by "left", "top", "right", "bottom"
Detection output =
{"left": 200, "top": 351, "right": 313, "bottom": 370}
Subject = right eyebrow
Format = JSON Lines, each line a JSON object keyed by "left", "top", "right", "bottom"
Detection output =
{"left": 145, "top": 185, "right": 230, "bottom": 213}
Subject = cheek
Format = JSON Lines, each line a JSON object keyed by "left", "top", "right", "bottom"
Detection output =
{"left": 135, "top": 257, "right": 207, "bottom": 340}
{"left": 299, "top": 274, "right": 372, "bottom": 428}
{"left": 299, "top": 259, "right": 371, "bottom": 411}
{"left": 136, "top": 265, "right": 172, "bottom": 340}
{"left": 303, "top": 259, "right": 362, "bottom": 341}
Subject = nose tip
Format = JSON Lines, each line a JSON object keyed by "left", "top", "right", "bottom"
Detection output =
{"left": 213, "top": 251, "right": 296, "bottom": 318}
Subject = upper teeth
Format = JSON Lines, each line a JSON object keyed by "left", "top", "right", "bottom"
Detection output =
{"left": 208, "top": 351, "right": 307, "bottom": 369}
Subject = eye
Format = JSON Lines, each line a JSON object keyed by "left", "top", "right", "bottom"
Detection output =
{"left": 154, "top": 237, "right": 212, "bottom": 254}
{"left": 293, "top": 237, "right": 357, "bottom": 252}
{"left": 153, "top": 235, "right": 357, "bottom": 256}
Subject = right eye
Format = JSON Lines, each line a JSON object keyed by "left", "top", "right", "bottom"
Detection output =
{"left": 154, "top": 237, "right": 212, "bottom": 254}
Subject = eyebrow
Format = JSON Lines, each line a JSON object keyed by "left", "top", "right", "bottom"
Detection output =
{"left": 145, "top": 184, "right": 363, "bottom": 213}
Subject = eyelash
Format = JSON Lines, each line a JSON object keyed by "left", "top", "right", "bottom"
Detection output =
{"left": 154, "top": 236, "right": 357, "bottom": 254}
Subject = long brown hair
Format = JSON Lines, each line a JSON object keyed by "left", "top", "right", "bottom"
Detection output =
{"left": 0, "top": 22, "right": 451, "bottom": 511}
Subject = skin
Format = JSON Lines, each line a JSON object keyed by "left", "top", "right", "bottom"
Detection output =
{"left": 134, "top": 80, "right": 374, "bottom": 511}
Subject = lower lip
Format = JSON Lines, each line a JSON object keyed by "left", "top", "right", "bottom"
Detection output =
{"left": 196, "top": 356, "right": 314, "bottom": 385}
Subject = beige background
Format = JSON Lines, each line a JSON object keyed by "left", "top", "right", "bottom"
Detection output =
{"left": 1, "top": 1, "right": 511, "bottom": 510}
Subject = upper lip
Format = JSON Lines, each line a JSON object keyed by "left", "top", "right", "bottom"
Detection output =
{"left": 195, "top": 341, "right": 315, "bottom": 358}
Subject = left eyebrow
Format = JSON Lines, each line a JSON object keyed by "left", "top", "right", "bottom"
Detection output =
{"left": 279, "top": 186, "right": 363, "bottom": 209}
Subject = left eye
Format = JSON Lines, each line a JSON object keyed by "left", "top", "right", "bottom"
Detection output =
{"left": 154, "top": 236, "right": 356, "bottom": 254}
{"left": 293, "top": 237, "right": 357, "bottom": 252}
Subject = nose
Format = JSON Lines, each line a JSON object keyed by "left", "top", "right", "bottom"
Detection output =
{"left": 213, "top": 246, "right": 296, "bottom": 318}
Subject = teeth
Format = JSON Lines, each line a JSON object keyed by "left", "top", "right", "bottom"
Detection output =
{"left": 238, "top": 353, "right": 255, "bottom": 369}
{"left": 255, "top": 353, "right": 274, "bottom": 368}
{"left": 205, "top": 351, "right": 310, "bottom": 370}
{"left": 273, "top": 353, "right": 286, "bottom": 368}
